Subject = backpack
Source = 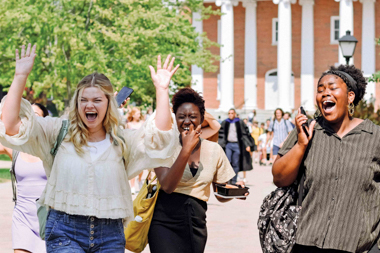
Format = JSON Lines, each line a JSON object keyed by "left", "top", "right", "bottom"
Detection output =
{"left": 10, "top": 119, "right": 69, "bottom": 203}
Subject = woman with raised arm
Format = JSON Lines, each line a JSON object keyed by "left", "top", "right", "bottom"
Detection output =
{"left": 0, "top": 44, "right": 179, "bottom": 252}
{"left": 148, "top": 88, "right": 247, "bottom": 253}
{"left": 0, "top": 103, "right": 48, "bottom": 253}
{"left": 272, "top": 65, "right": 380, "bottom": 253}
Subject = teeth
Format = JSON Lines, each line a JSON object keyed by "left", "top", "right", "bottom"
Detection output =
{"left": 86, "top": 112, "right": 96, "bottom": 114}
{"left": 323, "top": 100, "right": 334, "bottom": 105}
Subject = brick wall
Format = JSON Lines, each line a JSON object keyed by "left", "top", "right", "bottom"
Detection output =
{"left": 203, "top": 3, "right": 220, "bottom": 109}
{"left": 201, "top": 0, "right": 379, "bottom": 111}
{"left": 256, "top": 1, "right": 278, "bottom": 110}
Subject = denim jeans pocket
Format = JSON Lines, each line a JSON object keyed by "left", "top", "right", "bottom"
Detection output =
{"left": 45, "top": 215, "right": 58, "bottom": 241}
{"left": 47, "top": 237, "right": 71, "bottom": 250}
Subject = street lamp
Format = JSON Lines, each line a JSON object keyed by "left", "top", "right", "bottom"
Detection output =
{"left": 338, "top": 30, "right": 358, "bottom": 65}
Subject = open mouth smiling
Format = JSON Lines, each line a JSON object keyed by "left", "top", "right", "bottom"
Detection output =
{"left": 86, "top": 112, "right": 98, "bottom": 121}
{"left": 322, "top": 100, "right": 336, "bottom": 113}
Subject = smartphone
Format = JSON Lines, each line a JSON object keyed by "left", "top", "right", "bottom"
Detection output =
{"left": 300, "top": 106, "right": 309, "bottom": 137}
{"left": 116, "top": 87, "right": 134, "bottom": 107}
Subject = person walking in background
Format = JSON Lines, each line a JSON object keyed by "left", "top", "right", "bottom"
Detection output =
{"left": 248, "top": 109, "right": 257, "bottom": 123}
{"left": 219, "top": 108, "right": 253, "bottom": 184}
{"left": 267, "top": 108, "right": 293, "bottom": 163}
{"left": 0, "top": 44, "right": 179, "bottom": 252}
{"left": 0, "top": 103, "right": 49, "bottom": 253}
{"left": 126, "top": 107, "right": 145, "bottom": 194}
{"left": 250, "top": 121, "right": 263, "bottom": 164}
{"left": 273, "top": 65, "right": 380, "bottom": 253}
{"left": 284, "top": 111, "right": 295, "bottom": 128}
{"left": 243, "top": 118, "right": 252, "bottom": 133}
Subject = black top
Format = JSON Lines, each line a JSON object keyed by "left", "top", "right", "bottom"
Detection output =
{"left": 279, "top": 118, "right": 380, "bottom": 252}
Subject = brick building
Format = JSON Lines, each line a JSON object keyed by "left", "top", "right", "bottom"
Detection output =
{"left": 191, "top": 0, "right": 380, "bottom": 114}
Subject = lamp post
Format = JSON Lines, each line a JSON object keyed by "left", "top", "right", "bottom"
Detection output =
{"left": 338, "top": 30, "right": 358, "bottom": 65}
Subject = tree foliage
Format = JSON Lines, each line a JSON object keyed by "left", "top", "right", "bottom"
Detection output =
{"left": 370, "top": 37, "right": 380, "bottom": 83}
{"left": 0, "top": 0, "right": 220, "bottom": 111}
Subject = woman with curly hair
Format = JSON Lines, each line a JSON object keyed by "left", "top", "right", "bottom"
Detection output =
{"left": 0, "top": 44, "right": 179, "bottom": 252}
{"left": 148, "top": 87, "right": 247, "bottom": 253}
{"left": 272, "top": 65, "right": 380, "bottom": 253}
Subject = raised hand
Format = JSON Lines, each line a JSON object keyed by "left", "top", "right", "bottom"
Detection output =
{"left": 149, "top": 55, "right": 180, "bottom": 90}
{"left": 15, "top": 44, "right": 37, "bottom": 77}
{"left": 181, "top": 124, "right": 201, "bottom": 153}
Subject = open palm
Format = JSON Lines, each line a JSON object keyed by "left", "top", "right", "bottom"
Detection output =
{"left": 149, "top": 55, "right": 180, "bottom": 90}
{"left": 15, "top": 44, "right": 37, "bottom": 76}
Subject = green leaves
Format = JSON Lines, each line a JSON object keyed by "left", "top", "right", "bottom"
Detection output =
{"left": 0, "top": 0, "right": 219, "bottom": 111}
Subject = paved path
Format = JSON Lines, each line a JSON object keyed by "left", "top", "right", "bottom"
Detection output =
{"left": 0, "top": 163, "right": 276, "bottom": 253}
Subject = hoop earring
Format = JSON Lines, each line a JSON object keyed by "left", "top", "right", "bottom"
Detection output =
{"left": 348, "top": 103, "right": 355, "bottom": 117}
{"left": 314, "top": 108, "right": 321, "bottom": 119}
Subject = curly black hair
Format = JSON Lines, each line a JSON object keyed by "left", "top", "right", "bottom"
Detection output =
{"left": 317, "top": 65, "right": 367, "bottom": 106}
{"left": 172, "top": 87, "right": 205, "bottom": 123}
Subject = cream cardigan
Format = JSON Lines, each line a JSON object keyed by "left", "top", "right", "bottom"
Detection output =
{"left": 0, "top": 98, "right": 178, "bottom": 224}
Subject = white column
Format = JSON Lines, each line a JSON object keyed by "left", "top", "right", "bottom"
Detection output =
{"left": 216, "top": 0, "right": 238, "bottom": 111}
{"left": 191, "top": 11, "right": 204, "bottom": 93}
{"left": 360, "top": 0, "right": 376, "bottom": 101}
{"left": 335, "top": 0, "right": 355, "bottom": 65}
{"left": 299, "top": 0, "right": 314, "bottom": 111}
{"left": 242, "top": 0, "right": 258, "bottom": 110}
{"left": 273, "top": 0, "right": 295, "bottom": 112}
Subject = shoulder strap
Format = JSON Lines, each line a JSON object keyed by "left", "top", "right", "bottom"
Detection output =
{"left": 50, "top": 120, "right": 69, "bottom": 157}
{"left": 10, "top": 150, "right": 20, "bottom": 202}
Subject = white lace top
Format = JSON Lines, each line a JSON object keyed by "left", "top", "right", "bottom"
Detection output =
{"left": 0, "top": 97, "right": 179, "bottom": 224}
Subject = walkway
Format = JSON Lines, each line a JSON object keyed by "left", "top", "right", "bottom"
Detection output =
{"left": 0, "top": 163, "right": 276, "bottom": 253}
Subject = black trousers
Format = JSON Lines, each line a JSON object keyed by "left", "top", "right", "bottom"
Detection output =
{"left": 293, "top": 243, "right": 380, "bottom": 253}
{"left": 148, "top": 191, "right": 208, "bottom": 253}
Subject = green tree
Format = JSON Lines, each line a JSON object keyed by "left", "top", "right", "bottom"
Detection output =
{"left": 0, "top": 0, "right": 220, "bottom": 111}
{"left": 370, "top": 37, "right": 380, "bottom": 83}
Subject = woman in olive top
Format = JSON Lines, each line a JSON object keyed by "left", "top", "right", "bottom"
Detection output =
{"left": 273, "top": 65, "right": 380, "bottom": 253}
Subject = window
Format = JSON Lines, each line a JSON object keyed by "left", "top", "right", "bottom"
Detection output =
{"left": 330, "top": 16, "right": 340, "bottom": 44}
{"left": 272, "top": 18, "right": 278, "bottom": 45}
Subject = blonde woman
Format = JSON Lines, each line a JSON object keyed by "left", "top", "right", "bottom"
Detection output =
{"left": 125, "top": 107, "right": 145, "bottom": 193}
{"left": 0, "top": 44, "right": 179, "bottom": 252}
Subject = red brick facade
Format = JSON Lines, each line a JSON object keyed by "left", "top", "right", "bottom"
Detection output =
{"left": 201, "top": 0, "right": 380, "bottom": 110}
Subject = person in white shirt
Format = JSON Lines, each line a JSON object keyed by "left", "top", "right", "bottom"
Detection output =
{"left": 0, "top": 44, "right": 179, "bottom": 252}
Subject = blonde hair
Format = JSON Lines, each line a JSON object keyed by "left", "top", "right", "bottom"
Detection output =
{"left": 67, "top": 72, "right": 127, "bottom": 157}
{"left": 127, "top": 107, "right": 143, "bottom": 122}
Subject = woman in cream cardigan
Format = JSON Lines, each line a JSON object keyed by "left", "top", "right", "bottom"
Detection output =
{"left": 0, "top": 43, "right": 179, "bottom": 252}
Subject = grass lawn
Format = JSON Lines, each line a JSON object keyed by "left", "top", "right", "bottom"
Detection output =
{"left": 0, "top": 168, "right": 11, "bottom": 182}
{"left": 0, "top": 154, "right": 11, "bottom": 161}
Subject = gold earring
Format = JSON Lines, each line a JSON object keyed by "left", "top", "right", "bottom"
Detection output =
{"left": 348, "top": 103, "right": 355, "bottom": 116}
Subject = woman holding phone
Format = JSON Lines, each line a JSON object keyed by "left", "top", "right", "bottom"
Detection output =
{"left": 0, "top": 43, "right": 179, "bottom": 252}
{"left": 273, "top": 65, "right": 380, "bottom": 253}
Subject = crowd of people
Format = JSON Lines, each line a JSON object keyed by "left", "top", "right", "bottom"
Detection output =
{"left": 4, "top": 43, "right": 380, "bottom": 253}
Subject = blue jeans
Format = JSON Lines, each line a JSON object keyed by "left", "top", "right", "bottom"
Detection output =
{"left": 225, "top": 142, "right": 240, "bottom": 184}
{"left": 45, "top": 209, "right": 125, "bottom": 253}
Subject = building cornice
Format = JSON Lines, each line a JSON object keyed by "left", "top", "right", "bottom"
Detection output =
{"left": 299, "top": 0, "right": 314, "bottom": 5}
{"left": 215, "top": 0, "right": 239, "bottom": 6}
{"left": 242, "top": 0, "right": 257, "bottom": 7}
{"left": 273, "top": 0, "right": 296, "bottom": 4}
